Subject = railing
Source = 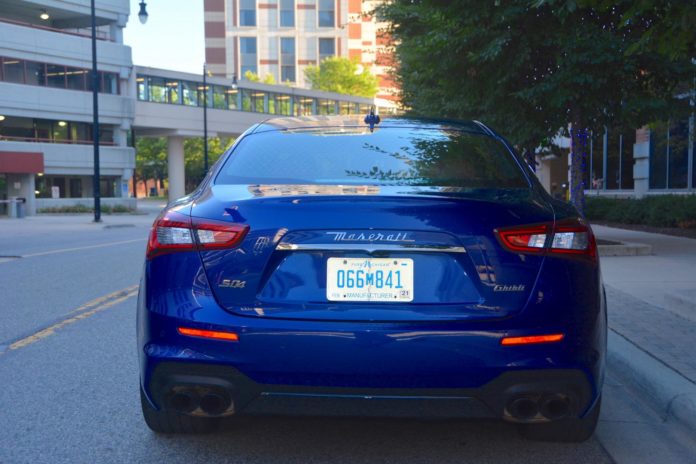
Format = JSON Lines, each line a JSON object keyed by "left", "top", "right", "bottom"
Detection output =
{"left": 0, "top": 136, "right": 116, "bottom": 146}
{"left": 0, "top": 17, "right": 112, "bottom": 41}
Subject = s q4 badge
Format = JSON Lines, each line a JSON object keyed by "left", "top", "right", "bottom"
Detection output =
{"left": 219, "top": 279, "right": 246, "bottom": 289}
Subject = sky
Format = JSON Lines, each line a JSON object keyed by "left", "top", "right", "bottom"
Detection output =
{"left": 123, "top": 0, "right": 204, "bottom": 74}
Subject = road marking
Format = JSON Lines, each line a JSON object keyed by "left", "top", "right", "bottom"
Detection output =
{"left": 3, "top": 286, "right": 139, "bottom": 353}
{"left": 5, "top": 238, "right": 145, "bottom": 261}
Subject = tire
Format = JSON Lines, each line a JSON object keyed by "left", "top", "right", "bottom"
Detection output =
{"left": 140, "top": 385, "right": 219, "bottom": 434}
{"left": 518, "top": 396, "right": 601, "bottom": 443}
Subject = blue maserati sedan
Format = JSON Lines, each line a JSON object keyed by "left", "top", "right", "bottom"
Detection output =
{"left": 137, "top": 115, "right": 606, "bottom": 442}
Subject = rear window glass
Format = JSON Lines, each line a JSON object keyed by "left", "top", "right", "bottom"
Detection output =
{"left": 215, "top": 127, "right": 529, "bottom": 188}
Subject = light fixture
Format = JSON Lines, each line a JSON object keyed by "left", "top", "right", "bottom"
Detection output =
{"left": 138, "top": 1, "right": 149, "bottom": 24}
{"left": 0, "top": 115, "right": 5, "bottom": 121}
{"left": 37, "top": 173, "right": 44, "bottom": 177}
{"left": 39, "top": 9, "right": 50, "bottom": 21}
{"left": 58, "top": 121, "right": 67, "bottom": 127}
{"left": 231, "top": 74, "right": 238, "bottom": 90}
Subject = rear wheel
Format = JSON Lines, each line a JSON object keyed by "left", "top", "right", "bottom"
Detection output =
{"left": 140, "top": 385, "right": 219, "bottom": 434}
{"left": 518, "top": 396, "right": 601, "bottom": 442}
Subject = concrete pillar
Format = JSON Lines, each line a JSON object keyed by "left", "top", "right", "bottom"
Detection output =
{"left": 633, "top": 127, "right": 650, "bottom": 198}
{"left": 167, "top": 136, "right": 186, "bottom": 203}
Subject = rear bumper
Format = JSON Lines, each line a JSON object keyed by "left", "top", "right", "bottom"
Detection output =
{"left": 144, "top": 361, "right": 594, "bottom": 422}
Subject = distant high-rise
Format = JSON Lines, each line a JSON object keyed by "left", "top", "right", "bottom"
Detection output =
{"left": 203, "top": 0, "right": 399, "bottom": 109}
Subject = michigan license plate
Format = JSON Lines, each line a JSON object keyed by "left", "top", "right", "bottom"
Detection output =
{"left": 326, "top": 258, "right": 414, "bottom": 302}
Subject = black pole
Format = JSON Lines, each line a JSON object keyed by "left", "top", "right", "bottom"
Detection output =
{"left": 91, "top": 0, "right": 101, "bottom": 222}
{"left": 203, "top": 64, "right": 209, "bottom": 174}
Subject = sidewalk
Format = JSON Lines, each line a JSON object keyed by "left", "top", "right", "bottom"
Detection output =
{"left": 593, "top": 225, "right": 696, "bottom": 432}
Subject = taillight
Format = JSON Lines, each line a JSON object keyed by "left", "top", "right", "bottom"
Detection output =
{"left": 146, "top": 210, "right": 249, "bottom": 259}
{"left": 495, "top": 218, "right": 597, "bottom": 261}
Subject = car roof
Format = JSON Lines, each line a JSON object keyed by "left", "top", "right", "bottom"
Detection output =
{"left": 251, "top": 115, "right": 493, "bottom": 135}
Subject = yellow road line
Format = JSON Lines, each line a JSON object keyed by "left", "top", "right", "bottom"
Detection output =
{"left": 6, "top": 287, "right": 139, "bottom": 352}
{"left": 66, "top": 284, "right": 139, "bottom": 314}
{"left": 20, "top": 238, "right": 145, "bottom": 258}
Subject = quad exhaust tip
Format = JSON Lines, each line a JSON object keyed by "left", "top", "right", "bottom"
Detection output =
{"left": 167, "top": 387, "right": 232, "bottom": 416}
{"left": 506, "top": 393, "right": 571, "bottom": 421}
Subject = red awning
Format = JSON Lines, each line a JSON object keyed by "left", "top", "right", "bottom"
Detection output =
{"left": 0, "top": 151, "right": 44, "bottom": 174}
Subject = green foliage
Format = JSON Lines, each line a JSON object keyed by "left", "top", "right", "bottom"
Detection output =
{"left": 376, "top": 0, "right": 694, "bottom": 212}
{"left": 183, "top": 137, "right": 234, "bottom": 191}
{"left": 304, "top": 57, "right": 379, "bottom": 98}
{"left": 244, "top": 70, "right": 276, "bottom": 84}
{"left": 585, "top": 196, "right": 696, "bottom": 228}
{"left": 135, "top": 137, "right": 168, "bottom": 185}
{"left": 135, "top": 136, "right": 235, "bottom": 194}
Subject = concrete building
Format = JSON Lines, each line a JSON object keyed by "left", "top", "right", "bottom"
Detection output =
{"left": 0, "top": 0, "right": 136, "bottom": 215}
{"left": 203, "top": 0, "right": 399, "bottom": 110}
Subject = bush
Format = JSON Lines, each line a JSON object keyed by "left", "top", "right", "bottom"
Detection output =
{"left": 585, "top": 195, "right": 696, "bottom": 229}
{"left": 38, "top": 204, "right": 135, "bottom": 215}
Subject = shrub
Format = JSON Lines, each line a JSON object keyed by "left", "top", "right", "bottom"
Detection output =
{"left": 585, "top": 195, "right": 696, "bottom": 228}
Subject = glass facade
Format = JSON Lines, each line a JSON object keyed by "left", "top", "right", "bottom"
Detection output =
{"left": 280, "top": 0, "right": 294, "bottom": 27}
{"left": 35, "top": 175, "right": 120, "bottom": 199}
{"left": 0, "top": 56, "right": 119, "bottom": 94}
{"left": 280, "top": 37, "right": 296, "bottom": 83}
{"left": 0, "top": 115, "right": 114, "bottom": 144}
{"left": 319, "top": 38, "right": 335, "bottom": 62}
{"left": 318, "top": 0, "right": 335, "bottom": 27}
{"left": 239, "top": 0, "right": 256, "bottom": 26}
{"left": 135, "top": 74, "right": 375, "bottom": 117}
{"left": 650, "top": 119, "right": 693, "bottom": 190}
{"left": 239, "top": 37, "right": 258, "bottom": 76}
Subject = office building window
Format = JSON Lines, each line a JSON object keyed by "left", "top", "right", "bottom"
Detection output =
{"left": 319, "top": 38, "right": 335, "bottom": 62}
{"left": 240, "top": 0, "right": 256, "bottom": 26}
{"left": 280, "top": 0, "right": 294, "bottom": 27}
{"left": 1, "top": 58, "right": 24, "bottom": 83}
{"left": 269, "top": 93, "right": 292, "bottom": 115}
{"left": 182, "top": 81, "right": 198, "bottom": 106}
{"left": 280, "top": 37, "right": 296, "bottom": 83}
{"left": 1, "top": 56, "right": 118, "bottom": 94}
{"left": 318, "top": 0, "right": 335, "bottom": 27}
{"left": 317, "top": 98, "right": 337, "bottom": 115}
{"left": 294, "top": 96, "right": 314, "bottom": 116}
{"left": 165, "top": 80, "right": 180, "bottom": 103}
{"left": 147, "top": 77, "right": 167, "bottom": 103}
{"left": 240, "top": 37, "right": 258, "bottom": 76}
{"left": 46, "top": 64, "right": 67, "bottom": 88}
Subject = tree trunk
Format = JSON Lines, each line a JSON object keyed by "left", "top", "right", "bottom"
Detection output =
{"left": 569, "top": 123, "right": 589, "bottom": 215}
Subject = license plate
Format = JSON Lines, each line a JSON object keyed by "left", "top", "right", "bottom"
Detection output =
{"left": 326, "top": 258, "right": 414, "bottom": 302}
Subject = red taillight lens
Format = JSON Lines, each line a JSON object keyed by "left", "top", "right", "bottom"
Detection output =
{"left": 495, "top": 218, "right": 597, "bottom": 261}
{"left": 146, "top": 210, "right": 249, "bottom": 259}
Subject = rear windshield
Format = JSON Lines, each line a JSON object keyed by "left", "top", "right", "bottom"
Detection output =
{"left": 215, "top": 127, "right": 529, "bottom": 189}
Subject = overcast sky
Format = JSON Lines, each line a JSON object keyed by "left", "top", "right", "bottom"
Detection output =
{"left": 123, "top": 0, "right": 204, "bottom": 74}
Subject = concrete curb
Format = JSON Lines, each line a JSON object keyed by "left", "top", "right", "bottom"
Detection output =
{"left": 598, "top": 241, "right": 652, "bottom": 256}
{"left": 608, "top": 330, "right": 696, "bottom": 433}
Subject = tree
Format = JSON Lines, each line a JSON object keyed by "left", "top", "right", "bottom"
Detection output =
{"left": 305, "top": 57, "right": 379, "bottom": 98}
{"left": 244, "top": 70, "right": 276, "bottom": 84}
{"left": 377, "top": 0, "right": 693, "bottom": 212}
{"left": 135, "top": 137, "right": 168, "bottom": 196}
{"left": 136, "top": 136, "right": 234, "bottom": 194}
{"left": 183, "top": 137, "right": 234, "bottom": 191}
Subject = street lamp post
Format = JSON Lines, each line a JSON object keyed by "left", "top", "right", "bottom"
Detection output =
{"left": 203, "top": 64, "right": 209, "bottom": 174}
{"left": 91, "top": 0, "right": 147, "bottom": 222}
{"left": 90, "top": 0, "right": 101, "bottom": 222}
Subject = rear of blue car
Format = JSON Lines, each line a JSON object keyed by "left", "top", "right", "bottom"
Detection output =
{"left": 137, "top": 117, "right": 606, "bottom": 441}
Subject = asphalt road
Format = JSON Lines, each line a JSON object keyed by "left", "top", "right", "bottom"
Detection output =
{"left": 0, "top": 213, "right": 694, "bottom": 464}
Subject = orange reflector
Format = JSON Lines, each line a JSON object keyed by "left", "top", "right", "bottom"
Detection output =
{"left": 177, "top": 327, "right": 239, "bottom": 341}
{"left": 501, "top": 333, "right": 564, "bottom": 346}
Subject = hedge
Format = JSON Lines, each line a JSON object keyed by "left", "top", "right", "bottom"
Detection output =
{"left": 585, "top": 195, "right": 696, "bottom": 229}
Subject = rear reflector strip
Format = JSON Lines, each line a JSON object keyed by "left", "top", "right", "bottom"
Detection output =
{"left": 177, "top": 327, "right": 239, "bottom": 342}
{"left": 501, "top": 333, "right": 564, "bottom": 346}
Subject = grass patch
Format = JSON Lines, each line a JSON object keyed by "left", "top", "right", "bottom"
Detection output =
{"left": 585, "top": 195, "right": 696, "bottom": 229}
